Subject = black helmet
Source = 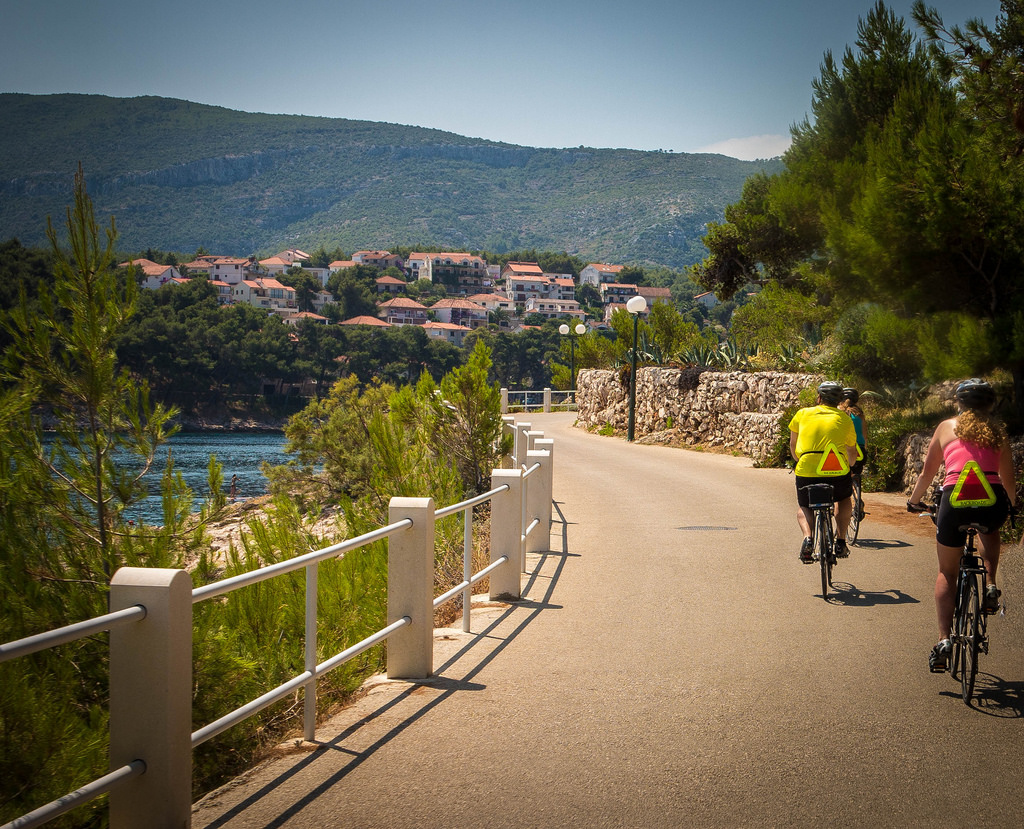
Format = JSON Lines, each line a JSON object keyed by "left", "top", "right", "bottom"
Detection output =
{"left": 817, "top": 381, "right": 844, "bottom": 405}
{"left": 842, "top": 388, "right": 859, "bottom": 405}
{"left": 955, "top": 378, "right": 995, "bottom": 410}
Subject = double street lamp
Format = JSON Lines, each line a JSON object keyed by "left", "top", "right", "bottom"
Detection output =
{"left": 559, "top": 321, "right": 587, "bottom": 396}
{"left": 625, "top": 295, "right": 647, "bottom": 442}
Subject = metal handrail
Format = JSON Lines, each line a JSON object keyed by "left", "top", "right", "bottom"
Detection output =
{"left": 504, "top": 388, "right": 577, "bottom": 413}
{"left": 435, "top": 483, "right": 509, "bottom": 519}
{"left": 1, "top": 431, "right": 550, "bottom": 828}
{"left": 1, "top": 760, "right": 145, "bottom": 829}
{"left": 0, "top": 605, "right": 147, "bottom": 664}
{"left": 192, "top": 519, "right": 414, "bottom": 604}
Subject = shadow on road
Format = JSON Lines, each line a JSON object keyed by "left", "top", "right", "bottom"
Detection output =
{"left": 947, "top": 673, "right": 1024, "bottom": 719}
{"left": 825, "top": 581, "right": 920, "bottom": 607}
{"left": 195, "top": 500, "right": 572, "bottom": 829}
{"left": 852, "top": 537, "right": 914, "bottom": 551}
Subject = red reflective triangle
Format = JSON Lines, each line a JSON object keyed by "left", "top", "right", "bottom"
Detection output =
{"left": 957, "top": 467, "right": 990, "bottom": 501}
{"left": 821, "top": 448, "right": 845, "bottom": 472}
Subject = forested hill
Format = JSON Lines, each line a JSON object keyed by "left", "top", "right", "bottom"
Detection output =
{"left": 0, "top": 93, "right": 781, "bottom": 268}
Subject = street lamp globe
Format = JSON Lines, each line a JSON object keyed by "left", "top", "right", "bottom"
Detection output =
{"left": 626, "top": 295, "right": 647, "bottom": 315}
{"left": 574, "top": 322, "right": 586, "bottom": 336}
{"left": 559, "top": 323, "right": 570, "bottom": 336}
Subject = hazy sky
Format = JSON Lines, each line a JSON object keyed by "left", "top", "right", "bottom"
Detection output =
{"left": 2, "top": 0, "right": 1002, "bottom": 160}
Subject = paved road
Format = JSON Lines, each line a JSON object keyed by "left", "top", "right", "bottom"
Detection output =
{"left": 193, "top": 412, "right": 1024, "bottom": 828}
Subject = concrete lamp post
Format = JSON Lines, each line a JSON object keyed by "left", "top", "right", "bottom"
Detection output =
{"left": 559, "top": 321, "right": 587, "bottom": 397}
{"left": 625, "top": 295, "right": 647, "bottom": 442}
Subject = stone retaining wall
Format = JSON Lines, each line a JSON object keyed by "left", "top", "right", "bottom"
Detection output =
{"left": 575, "top": 367, "right": 1021, "bottom": 496}
{"left": 575, "top": 368, "right": 821, "bottom": 465}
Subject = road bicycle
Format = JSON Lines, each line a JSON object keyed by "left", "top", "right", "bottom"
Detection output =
{"left": 849, "top": 473, "right": 866, "bottom": 544}
{"left": 803, "top": 482, "right": 836, "bottom": 600}
{"left": 910, "top": 498, "right": 1005, "bottom": 706}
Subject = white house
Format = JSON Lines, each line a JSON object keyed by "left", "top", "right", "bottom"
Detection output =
{"left": 209, "top": 257, "right": 252, "bottom": 286}
{"left": 694, "top": 291, "right": 719, "bottom": 310}
{"left": 407, "top": 252, "right": 491, "bottom": 294}
{"left": 637, "top": 285, "right": 673, "bottom": 308}
{"left": 210, "top": 280, "right": 233, "bottom": 305}
{"left": 600, "top": 282, "right": 639, "bottom": 305}
{"left": 524, "top": 297, "right": 585, "bottom": 321}
{"left": 376, "top": 274, "right": 407, "bottom": 294}
{"left": 232, "top": 277, "right": 297, "bottom": 316}
{"left": 467, "top": 292, "right": 514, "bottom": 314}
{"left": 353, "top": 250, "right": 404, "bottom": 270}
{"left": 121, "top": 259, "right": 183, "bottom": 290}
{"left": 422, "top": 321, "right": 471, "bottom": 346}
{"left": 377, "top": 297, "right": 429, "bottom": 326}
{"left": 429, "top": 297, "right": 489, "bottom": 329}
{"left": 580, "top": 263, "right": 623, "bottom": 287}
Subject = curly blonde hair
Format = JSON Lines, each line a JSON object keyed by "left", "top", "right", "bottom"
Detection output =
{"left": 955, "top": 410, "right": 1006, "bottom": 450}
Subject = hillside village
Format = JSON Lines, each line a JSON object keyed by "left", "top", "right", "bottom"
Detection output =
{"left": 121, "top": 249, "right": 691, "bottom": 347}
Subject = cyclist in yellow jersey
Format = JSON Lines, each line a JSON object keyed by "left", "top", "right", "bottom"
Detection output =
{"left": 789, "top": 381, "right": 859, "bottom": 564}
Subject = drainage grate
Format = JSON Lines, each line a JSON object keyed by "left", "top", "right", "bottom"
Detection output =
{"left": 676, "top": 526, "right": 737, "bottom": 531}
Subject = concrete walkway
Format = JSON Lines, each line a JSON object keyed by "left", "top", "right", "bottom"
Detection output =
{"left": 193, "top": 412, "right": 1024, "bottom": 828}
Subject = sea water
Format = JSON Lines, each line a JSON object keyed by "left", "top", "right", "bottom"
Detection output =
{"left": 127, "top": 431, "right": 290, "bottom": 524}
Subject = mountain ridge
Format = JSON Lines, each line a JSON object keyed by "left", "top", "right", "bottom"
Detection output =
{"left": 0, "top": 93, "right": 781, "bottom": 267}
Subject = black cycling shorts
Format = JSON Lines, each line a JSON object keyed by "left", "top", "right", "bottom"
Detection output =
{"left": 796, "top": 474, "right": 853, "bottom": 508}
{"left": 935, "top": 485, "right": 1009, "bottom": 547}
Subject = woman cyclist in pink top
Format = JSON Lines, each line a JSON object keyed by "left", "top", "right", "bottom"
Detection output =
{"left": 908, "top": 379, "right": 1018, "bottom": 672}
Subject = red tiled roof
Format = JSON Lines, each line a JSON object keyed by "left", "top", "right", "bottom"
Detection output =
{"left": 431, "top": 298, "right": 487, "bottom": 311}
{"left": 120, "top": 259, "right": 174, "bottom": 277}
{"left": 503, "top": 261, "right": 544, "bottom": 275}
{"left": 423, "top": 321, "right": 471, "bottom": 331}
{"left": 378, "top": 297, "right": 428, "bottom": 309}
{"left": 340, "top": 315, "right": 391, "bottom": 327}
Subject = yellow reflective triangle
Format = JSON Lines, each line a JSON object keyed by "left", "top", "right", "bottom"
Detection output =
{"left": 816, "top": 443, "right": 849, "bottom": 476}
{"left": 950, "top": 460, "right": 997, "bottom": 507}
{"left": 856, "top": 443, "right": 864, "bottom": 462}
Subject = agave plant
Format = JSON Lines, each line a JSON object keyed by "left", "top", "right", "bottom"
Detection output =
{"left": 678, "top": 343, "right": 718, "bottom": 367}
{"left": 614, "top": 331, "right": 664, "bottom": 371}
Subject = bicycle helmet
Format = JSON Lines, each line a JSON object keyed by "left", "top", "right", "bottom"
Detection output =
{"left": 842, "top": 388, "right": 859, "bottom": 405}
{"left": 817, "top": 381, "right": 844, "bottom": 406}
{"left": 955, "top": 378, "right": 995, "bottom": 410}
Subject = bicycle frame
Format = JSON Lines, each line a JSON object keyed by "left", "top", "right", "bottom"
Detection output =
{"left": 950, "top": 526, "right": 989, "bottom": 704}
{"left": 804, "top": 482, "right": 836, "bottom": 600}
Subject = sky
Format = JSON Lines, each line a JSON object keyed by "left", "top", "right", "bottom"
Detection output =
{"left": 1, "top": 0, "right": 1003, "bottom": 161}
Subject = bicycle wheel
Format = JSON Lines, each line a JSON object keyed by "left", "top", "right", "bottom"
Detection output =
{"left": 960, "top": 576, "right": 982, "bottom": 704}
{"left": 849, "top": 477, "right": 863, "bottom": 544}
{"left": 816, "top": 509, "right": 832, "bottom": 599}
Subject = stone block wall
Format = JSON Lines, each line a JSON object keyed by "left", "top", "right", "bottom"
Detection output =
{"left": 575, "top": 368, "right": 822, "bottom": 464}
{"left": 575, "top": 367, "right": 1021, "bottom": 496}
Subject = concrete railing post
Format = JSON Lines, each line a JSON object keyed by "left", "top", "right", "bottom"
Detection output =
{"left": 515, "top": 422, "right": 531, "bottom": 468}
{"left": 525, "top": 446, "right": 552, "bottom": 554}
{"left": 501, "top": 415, "right": 516, "bottom": 467}
{"left": 534, "top": 437, "right": 555, "bottom": 543}
{"left": 525, "top": 430, "right": 544, "bottom": 454}
{"left": 500, "top": 387, "right": 509, "bottom": 414}
{"left": 489, "top": 468, "right": 523, "bottom": 600}
{"left": 387, "top": 497, "right": 435, "bottom": 680}
{"left": 543, "top": 387, "right": 552, "bottom": 412}
{"left": 109, "top": 567, "right": 192, "bottom": 829}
